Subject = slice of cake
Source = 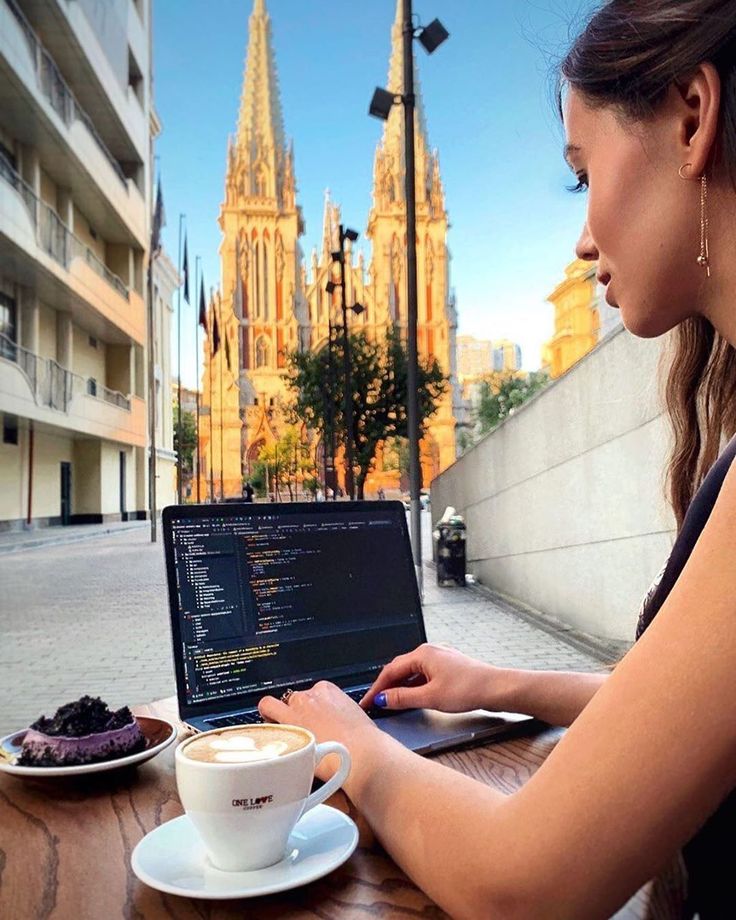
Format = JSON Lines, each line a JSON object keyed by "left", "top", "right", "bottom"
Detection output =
{"left": 18, "top": 696, "right": 145, "bottom": 767}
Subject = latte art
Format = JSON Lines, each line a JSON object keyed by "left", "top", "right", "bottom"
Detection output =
{"left": 208, "top": 735, "right": 288, "bottom": 763}
{"left": 183, "top": 726, "right": 309, "bottom": 764}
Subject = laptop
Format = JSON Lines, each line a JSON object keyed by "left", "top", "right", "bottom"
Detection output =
{"left": 162, "top": 500, "right": 541, "bottom": 755}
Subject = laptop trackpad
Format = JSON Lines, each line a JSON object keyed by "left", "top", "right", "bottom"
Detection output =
{"left": 377, "top": 708, "right": 535, "bottom": 755}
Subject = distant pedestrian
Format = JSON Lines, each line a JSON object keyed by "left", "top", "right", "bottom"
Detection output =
{"left": 315, "top": 488, "right": 325, "bottom": 503}
{"left": 243, "top": 481, "right": 254, "bottom": 503}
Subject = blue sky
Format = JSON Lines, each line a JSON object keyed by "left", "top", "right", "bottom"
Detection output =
{"left": 154, "top": 0, "right": 596, "bottom": 388}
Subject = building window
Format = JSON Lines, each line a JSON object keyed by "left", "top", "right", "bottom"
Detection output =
{"left": 263, "top": 242, "right": 269, "bottom": 321}
{"left": 255, "top": 336, "right": 269, "bottom": 368}
{"left": 0, "top": 291, "right": 17, "bottom": 357}
{"left": 255, "top": 164, "right": 267, "bottom": 197}
{"left": 87, "top": 378, "right": 98, "bottom": 397}
{"left": 128, "top": 47, "right": 144, "bottom": 105}
{"left": 255, "top": 241, "right": 261, "bottom": 319}
{"left": 3, "top": 414, "right": 18, "bottom": 445}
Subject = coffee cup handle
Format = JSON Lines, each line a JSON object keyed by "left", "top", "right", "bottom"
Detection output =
{"left": 301, "top": 742, "right": 351, "bottom": 816}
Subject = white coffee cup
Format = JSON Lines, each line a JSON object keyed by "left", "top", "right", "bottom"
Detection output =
{"left": 175, "top": 724, "right": 351, "bottom": 872}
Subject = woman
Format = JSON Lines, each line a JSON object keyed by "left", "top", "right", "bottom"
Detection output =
{"left": 260, "top": 2, "right": 736, "bottom": 916}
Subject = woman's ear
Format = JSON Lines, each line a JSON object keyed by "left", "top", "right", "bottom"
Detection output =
{"left": 674, "top": 62, "right": 721, "bottom": 175}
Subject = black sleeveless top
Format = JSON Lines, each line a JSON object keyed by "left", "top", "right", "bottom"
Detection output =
{"left": 636, "top": 435, "right": 736, "bottom": 919}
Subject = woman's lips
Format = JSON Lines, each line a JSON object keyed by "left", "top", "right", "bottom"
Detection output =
{"left": 604, "top": 283, "right": 618, "bottom": 308}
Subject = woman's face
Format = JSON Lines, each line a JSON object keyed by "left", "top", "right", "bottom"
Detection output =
{"left": 563, "top": 88, "right": 701, "bottom": 338}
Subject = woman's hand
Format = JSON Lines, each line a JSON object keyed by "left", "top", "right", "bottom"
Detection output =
{"left": 258, "top": 681, "right": 386, "bottom": 783}
{"left": 360, "top": 643, "right": 502, "bottom": 713}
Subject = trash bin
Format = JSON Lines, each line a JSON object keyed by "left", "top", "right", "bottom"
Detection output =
{"left": 436, "top": 515, "right": 466, "bottom": 586}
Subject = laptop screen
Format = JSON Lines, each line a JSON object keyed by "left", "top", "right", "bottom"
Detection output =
{"left": 164, "top": 502, "right": 425, "bottom": 713}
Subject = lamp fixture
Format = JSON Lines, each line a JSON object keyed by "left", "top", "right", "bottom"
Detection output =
{"left": 417, "top": 18, "right": 449, "bottom": 54}
{"left": 368, "top": 87, "right": 397, "bottom": 121}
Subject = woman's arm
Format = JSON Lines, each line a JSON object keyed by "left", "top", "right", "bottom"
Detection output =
{"left": 343, "top": 461, "right": 736, "bottom": 918}
{"left": 360, "top": 645, "right": 608, "bottom": 727}
{"left": 495, "top": 667, "right": 609, "bottom": 726}
{"left": 263, "top": 461, "right": 736, "bottom": 919}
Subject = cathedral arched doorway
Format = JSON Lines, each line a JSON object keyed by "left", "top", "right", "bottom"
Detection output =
{"left": 245, "top": 438, "right": 265, "bottom": 475}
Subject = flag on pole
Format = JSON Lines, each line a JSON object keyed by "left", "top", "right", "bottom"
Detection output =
{"left": 198, "top": 275, "right": 207, "bottom": 334}
{"left": 151, "top": 176, "right": 165, "bottom": 256}
{"left": 211, "top": 298, "right": 220, "bottom": 356}
{"left": 182, "top": 233, "right": 190, "bottom": 303}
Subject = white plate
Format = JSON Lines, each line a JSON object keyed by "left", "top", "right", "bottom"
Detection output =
{"left": 131, "top": 804, "right": 359, "bottom": 899}
{"left": 0, "top": 717, "right": 178, "bottom": 777}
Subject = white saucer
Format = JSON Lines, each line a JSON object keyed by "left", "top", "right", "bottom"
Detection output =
{"left": 131, "top": 804, "right": 359, "bottom": 899}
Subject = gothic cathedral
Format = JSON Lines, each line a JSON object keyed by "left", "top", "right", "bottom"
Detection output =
{"left": 199, "top": 0, "right": 458, "bottom": 499}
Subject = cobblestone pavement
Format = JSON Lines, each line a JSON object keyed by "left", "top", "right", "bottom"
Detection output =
{"left": 0, "top": 524, "right": 610, "bottom": 737}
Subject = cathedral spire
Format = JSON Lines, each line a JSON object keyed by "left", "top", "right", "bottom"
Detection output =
{"left": 370, "top": 0, "right": 437, "bottom": 213}
{"left": 230, "top": 0, "right": 289, "bottom": 205}
{"left": 385, "top": 0, "right": 429, "bottom": 150}
{"left": 320, "top": 189, "right": 340, "bottom": 260}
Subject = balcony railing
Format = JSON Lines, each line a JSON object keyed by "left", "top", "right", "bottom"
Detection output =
{"left": 0, "top": 156, "right": 130, "bottom": 300}
{"left": 98, "top": 383, "right": 131, "bottom": 410}
{"left": 5, "top": 0, "right": 128, "bottom": 187}
{"left": 0, "top": 332, "right": 131, "bottom": 413}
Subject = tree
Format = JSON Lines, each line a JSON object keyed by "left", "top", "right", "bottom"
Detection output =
{"left": 173, "top": 405, "right": 197, "bottom": 482}
{"left": 257, "top": 428, "right": 314, "bottom": 501}
{"left": 476, "top": 370, "right": 549, "bottom": 435}
{"left": 285, "top": 326, "right": 448, "bottom": 499}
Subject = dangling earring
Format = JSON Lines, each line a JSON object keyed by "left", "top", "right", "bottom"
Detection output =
{"left": 678, "top": 163, "right": 710, "bottom": 278}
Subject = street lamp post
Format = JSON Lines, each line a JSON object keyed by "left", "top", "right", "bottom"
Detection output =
{"left": 368, "top": 0, "right": 448, "bottom": 593}
{"left": 326, "top": 312, "right": 337, "bottom": 500}
{"left": 327, "top": 227, "right": 364, "bottom": 501}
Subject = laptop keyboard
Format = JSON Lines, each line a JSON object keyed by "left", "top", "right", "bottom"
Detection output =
{"left": 206, "top": 688, "right": 390, "bottom": 728}
{"left": 208, "top": 711, "right": 265, "bottom": 728}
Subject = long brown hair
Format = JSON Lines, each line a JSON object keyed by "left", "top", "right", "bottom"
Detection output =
{"left": 558, "top": 0, "right": 736, "bottom": 529}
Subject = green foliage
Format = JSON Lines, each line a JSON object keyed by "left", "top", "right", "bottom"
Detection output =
{"left": 173, "top": 405, "right": 197, "bottom": 476}
{"left": 257, "top": 428, "right": 314, "bottom": 501}
{"left": 248, "top": 461, "right": 267, "bottom": 497}
{"left": 476, "top": 371, "right": 550, "bottom": 435}
{"left": 285, "top": 326, "right": 448, "bottom": 499}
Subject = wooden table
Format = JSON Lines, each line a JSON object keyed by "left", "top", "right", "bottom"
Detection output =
{"left": 0, "top": 697, "right": 686, "bottom": 919}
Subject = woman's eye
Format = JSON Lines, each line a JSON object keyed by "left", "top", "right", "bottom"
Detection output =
{"left": 566, "top": 173, "right": 588, "bottom": 193}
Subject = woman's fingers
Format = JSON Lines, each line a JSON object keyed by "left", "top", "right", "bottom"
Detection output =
{"left": 258, "top": 695, "right": 292, "bottom": 723}
{"left": 372, "top": 682, "right": 432, "bottom": 711}
{"left": 359, "top": 653, "right": 426, "bottom": 708}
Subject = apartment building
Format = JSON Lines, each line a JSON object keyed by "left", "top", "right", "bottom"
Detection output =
{"left": 0, "top": 0, "right": 165, "bottom": 528}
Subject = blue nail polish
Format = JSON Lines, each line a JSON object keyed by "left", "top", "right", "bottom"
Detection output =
{"left": 374, "top": 692, "right": 387, "bottom": 707}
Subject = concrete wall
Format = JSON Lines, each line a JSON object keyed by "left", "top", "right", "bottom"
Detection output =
{"left": 73, "top": 440, "right": 102, "bottom": 515}
{"left": 37, "top": 303, "right": 56, "bottom": 361}
{"left": 0, "top": 426, "right": 75, "bottom": 523}
{"left": 0, "top": 421, "right": 24, "bottom": 521}
{"left": 72, "top": 325, "right": 106, "bottom": 382}
{"left": 0, "top": 422, "right": 143, "bottom": 528}
{"left": 431, "top": 327, "right": 677, "bottom": 642}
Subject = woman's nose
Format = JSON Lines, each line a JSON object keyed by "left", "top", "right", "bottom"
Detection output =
{"left": 575, "top": 223, "right": 599, "bottom": 262}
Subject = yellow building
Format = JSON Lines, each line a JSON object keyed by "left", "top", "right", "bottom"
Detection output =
{"left": 456, "top": 335, "right": 493, "bottom": 381}
{"left": 491, "top": 338, "right": 522, "bottom": 373}
{"left": 0, "top": 0, "right": 167, "bottom": 528}
{"left": 200, "top": 0, "right": 457, "bottom": 499}
{"left": 541, "top": 258, "right": 601, "bottom": 379}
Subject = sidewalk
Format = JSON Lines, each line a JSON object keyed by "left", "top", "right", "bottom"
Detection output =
{"left": 0, "top": 519, "right": 149, "bottom": 554}
{"left": 0, "top": 521, "right": 618, "bottom": 737}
